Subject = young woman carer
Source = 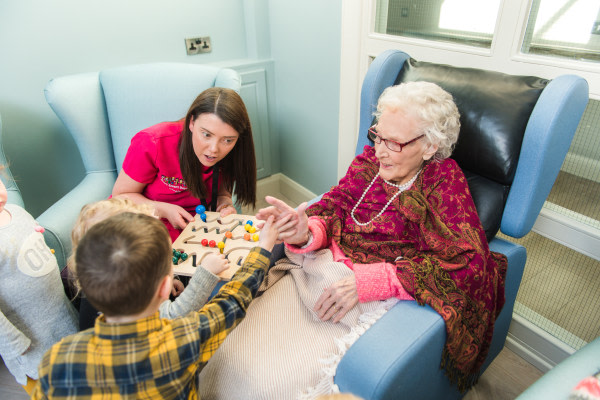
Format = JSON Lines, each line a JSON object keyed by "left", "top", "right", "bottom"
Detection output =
{"left": 199, "top": 81, "right": 508, "bottom": 398}
{"left": 112, "top": 87, "right": 256, "bottom": 241}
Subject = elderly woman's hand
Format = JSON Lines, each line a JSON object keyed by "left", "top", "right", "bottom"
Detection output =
{"left": 256, "top": 196, "right": 310, "bottom": 246}
{"left": 314, "top": 275, "right": 359, "bottom": 323}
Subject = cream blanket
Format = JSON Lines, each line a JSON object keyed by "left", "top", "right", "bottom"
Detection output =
{"left": 198, "top": 248, "right": 398, "bottom": 400}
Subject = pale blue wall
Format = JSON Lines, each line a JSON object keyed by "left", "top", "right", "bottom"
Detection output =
{"left": 268, "top": 1, "right": 342, "bottom": 195}
{"left": 0, "top": 0, "right": 343, "bottom": 216}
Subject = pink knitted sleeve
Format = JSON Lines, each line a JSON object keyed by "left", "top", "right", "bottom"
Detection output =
{"left": 285, "top": 217, "right": 328, "bottom": 254}
{"left": 353, "top": 262, "right": 414, "bottom": 303}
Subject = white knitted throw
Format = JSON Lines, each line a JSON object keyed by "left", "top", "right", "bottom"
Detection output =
{"left": 199, "top": 248, "right": 397, "bottom": 400}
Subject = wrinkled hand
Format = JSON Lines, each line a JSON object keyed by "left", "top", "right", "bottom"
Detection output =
{"left": 314, "top": 275, "right": 359, "bottom": 323}
{"left": 171, "top": 278, "right": 184, "bottom": 297}
{"left": 255, "top": 196, "right": 309, "bottom": 245}
{"left": 156, "top": 202, "right": 194, "bottom": 230}
{"left": 202, "top": 253, "right": 230, "bottom": 276}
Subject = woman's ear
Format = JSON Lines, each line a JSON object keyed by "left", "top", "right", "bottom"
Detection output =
{"left": 423, "top": 143, "right": 438, "bottom": 161}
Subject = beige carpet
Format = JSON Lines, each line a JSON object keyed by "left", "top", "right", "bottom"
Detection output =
{"left": 547, "top": 171, "right": 600, "bottom": 222}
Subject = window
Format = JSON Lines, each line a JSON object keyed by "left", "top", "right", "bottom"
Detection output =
{"left": 521, "top": 0, "right": 600, "bottom": 62}
{"left": 374, "top": 0, "right": 502, "bottom": 48}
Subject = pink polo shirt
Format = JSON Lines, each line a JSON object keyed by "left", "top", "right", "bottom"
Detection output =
{"left": 122, "top": 120, "right": 218, "bottom": 240}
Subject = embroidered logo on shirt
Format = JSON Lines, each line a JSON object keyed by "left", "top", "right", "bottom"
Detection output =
{"left": 17, "top": 232, "right": 58, "bottom": 277}
{"left": 161, "top": 175, "right": 188, "bottom": 192}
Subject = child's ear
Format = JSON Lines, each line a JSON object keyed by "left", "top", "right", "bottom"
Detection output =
{"left": 157, "top": 274, "right": 173, "bottom": 301}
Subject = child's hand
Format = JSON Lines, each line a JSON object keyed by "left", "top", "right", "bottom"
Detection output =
{"left": 202, "top": 253, "right": 230, "bottom": 276}
{"left": 171, "top": 278, "right": 184, "bottom": 297}
{"left": 258, "top": 214, "right": 292, "bottom": 252}
{"left": 256, "top": 197, "right": 309, "bottom": 245}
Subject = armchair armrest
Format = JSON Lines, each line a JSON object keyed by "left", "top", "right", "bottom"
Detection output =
{"left": 37, "top": 171, "right": 117, "bottom": 268}
{"left": 336, "top": 301, "right": 461, "bottom": 400}
{"left": 516, "top": 336, "right": 600, "bottom": 399}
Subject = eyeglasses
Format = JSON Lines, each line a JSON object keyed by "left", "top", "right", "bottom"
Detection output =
{"left": 368, "top": 126, "right": 424, "bottom": 152}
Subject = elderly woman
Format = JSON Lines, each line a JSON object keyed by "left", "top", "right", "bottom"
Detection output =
{"left": 199, "top": 82, "right": 507, "bottom": 399}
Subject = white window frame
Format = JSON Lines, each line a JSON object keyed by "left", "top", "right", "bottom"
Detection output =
{"left": 338, "top": 0, "right": 600, "bottom": 185}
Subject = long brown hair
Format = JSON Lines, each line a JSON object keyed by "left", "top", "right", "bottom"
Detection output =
{"left": 179, "top": 87, "right": 256, "bottom": 208}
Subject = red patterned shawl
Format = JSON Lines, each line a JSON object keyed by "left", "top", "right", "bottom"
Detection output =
{"left": 306, "top": 146, "right": 507, "bottom": 391}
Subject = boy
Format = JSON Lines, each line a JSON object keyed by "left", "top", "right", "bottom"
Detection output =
{"left": 31, "top": 211, "right": 285, "bottom": 399}
{"left": 66, "top": 197, "right": 230, "bottom": 330}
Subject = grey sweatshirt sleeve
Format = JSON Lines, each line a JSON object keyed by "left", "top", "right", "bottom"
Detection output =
{"left": 0, "top": 308, "right": 31, "bottom": 360}
{"left": 158, "top": 266, "right": 220, "bottom": 319}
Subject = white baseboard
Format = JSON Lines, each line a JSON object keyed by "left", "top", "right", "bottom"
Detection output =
{"left": 256, "top": 174, "right": 282, "bottom": 198}
{"left": 506, "top": 314, "right": 576, "bottom": 373}
{"left": 257, "top": 173, "right": 317, "bottom": 204}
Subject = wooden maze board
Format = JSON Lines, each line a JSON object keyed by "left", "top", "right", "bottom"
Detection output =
{"left": 172, "top": 211, "right": 261, "bottom": 280}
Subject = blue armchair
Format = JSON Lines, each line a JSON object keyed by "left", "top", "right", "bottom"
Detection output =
{"left": 38, "top": 63, "right": 241, "bottom": 268}
{"left": 0, "top": 115, "right": 25, "bottom": 208}
{"left": 323, "top": 50, "right": 588, "bottom": 399}
{"left": 516, "top": 335, "right": 600, "bottom": 399}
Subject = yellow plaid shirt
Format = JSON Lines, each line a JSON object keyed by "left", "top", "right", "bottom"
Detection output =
{"left": 31, "top": 246, "right": 271, "bottom": 400}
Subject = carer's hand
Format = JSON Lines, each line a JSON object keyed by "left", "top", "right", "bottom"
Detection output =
{"left": 219, "top": 204, "right": 237, "bottom": 217}
{"left": 155, "top": 202, "right": 194, "bottom": 230}
{"left": 314, "top": 275, "right": 359, "bottom": 323}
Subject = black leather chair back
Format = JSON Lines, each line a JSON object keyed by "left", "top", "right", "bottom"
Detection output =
{"left": 393, "top": 58, "right": 549, "bottom": 241}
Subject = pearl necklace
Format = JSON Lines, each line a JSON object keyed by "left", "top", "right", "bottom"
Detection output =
{"left": 351, "top": 170, "right": 421, "bottom": 226}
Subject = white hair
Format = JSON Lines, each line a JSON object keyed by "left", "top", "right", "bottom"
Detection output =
{"left": 374, "top": 81, "right": 461, "bottom": 160}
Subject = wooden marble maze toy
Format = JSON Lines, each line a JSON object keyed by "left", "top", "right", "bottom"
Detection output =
{"left": 171, "top": 205, "right": 261, "bottom": 280}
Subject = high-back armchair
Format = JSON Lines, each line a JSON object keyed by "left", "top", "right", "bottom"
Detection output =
{"left": 333, "top": 50, "right": 588, "bottom": 399}
{"left": 38, "top": 63, "right": 241, "bottom": 267}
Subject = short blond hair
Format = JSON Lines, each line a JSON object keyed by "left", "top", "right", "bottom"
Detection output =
{"left": 68, "top": 197, "right": 156, "bottom": 290}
